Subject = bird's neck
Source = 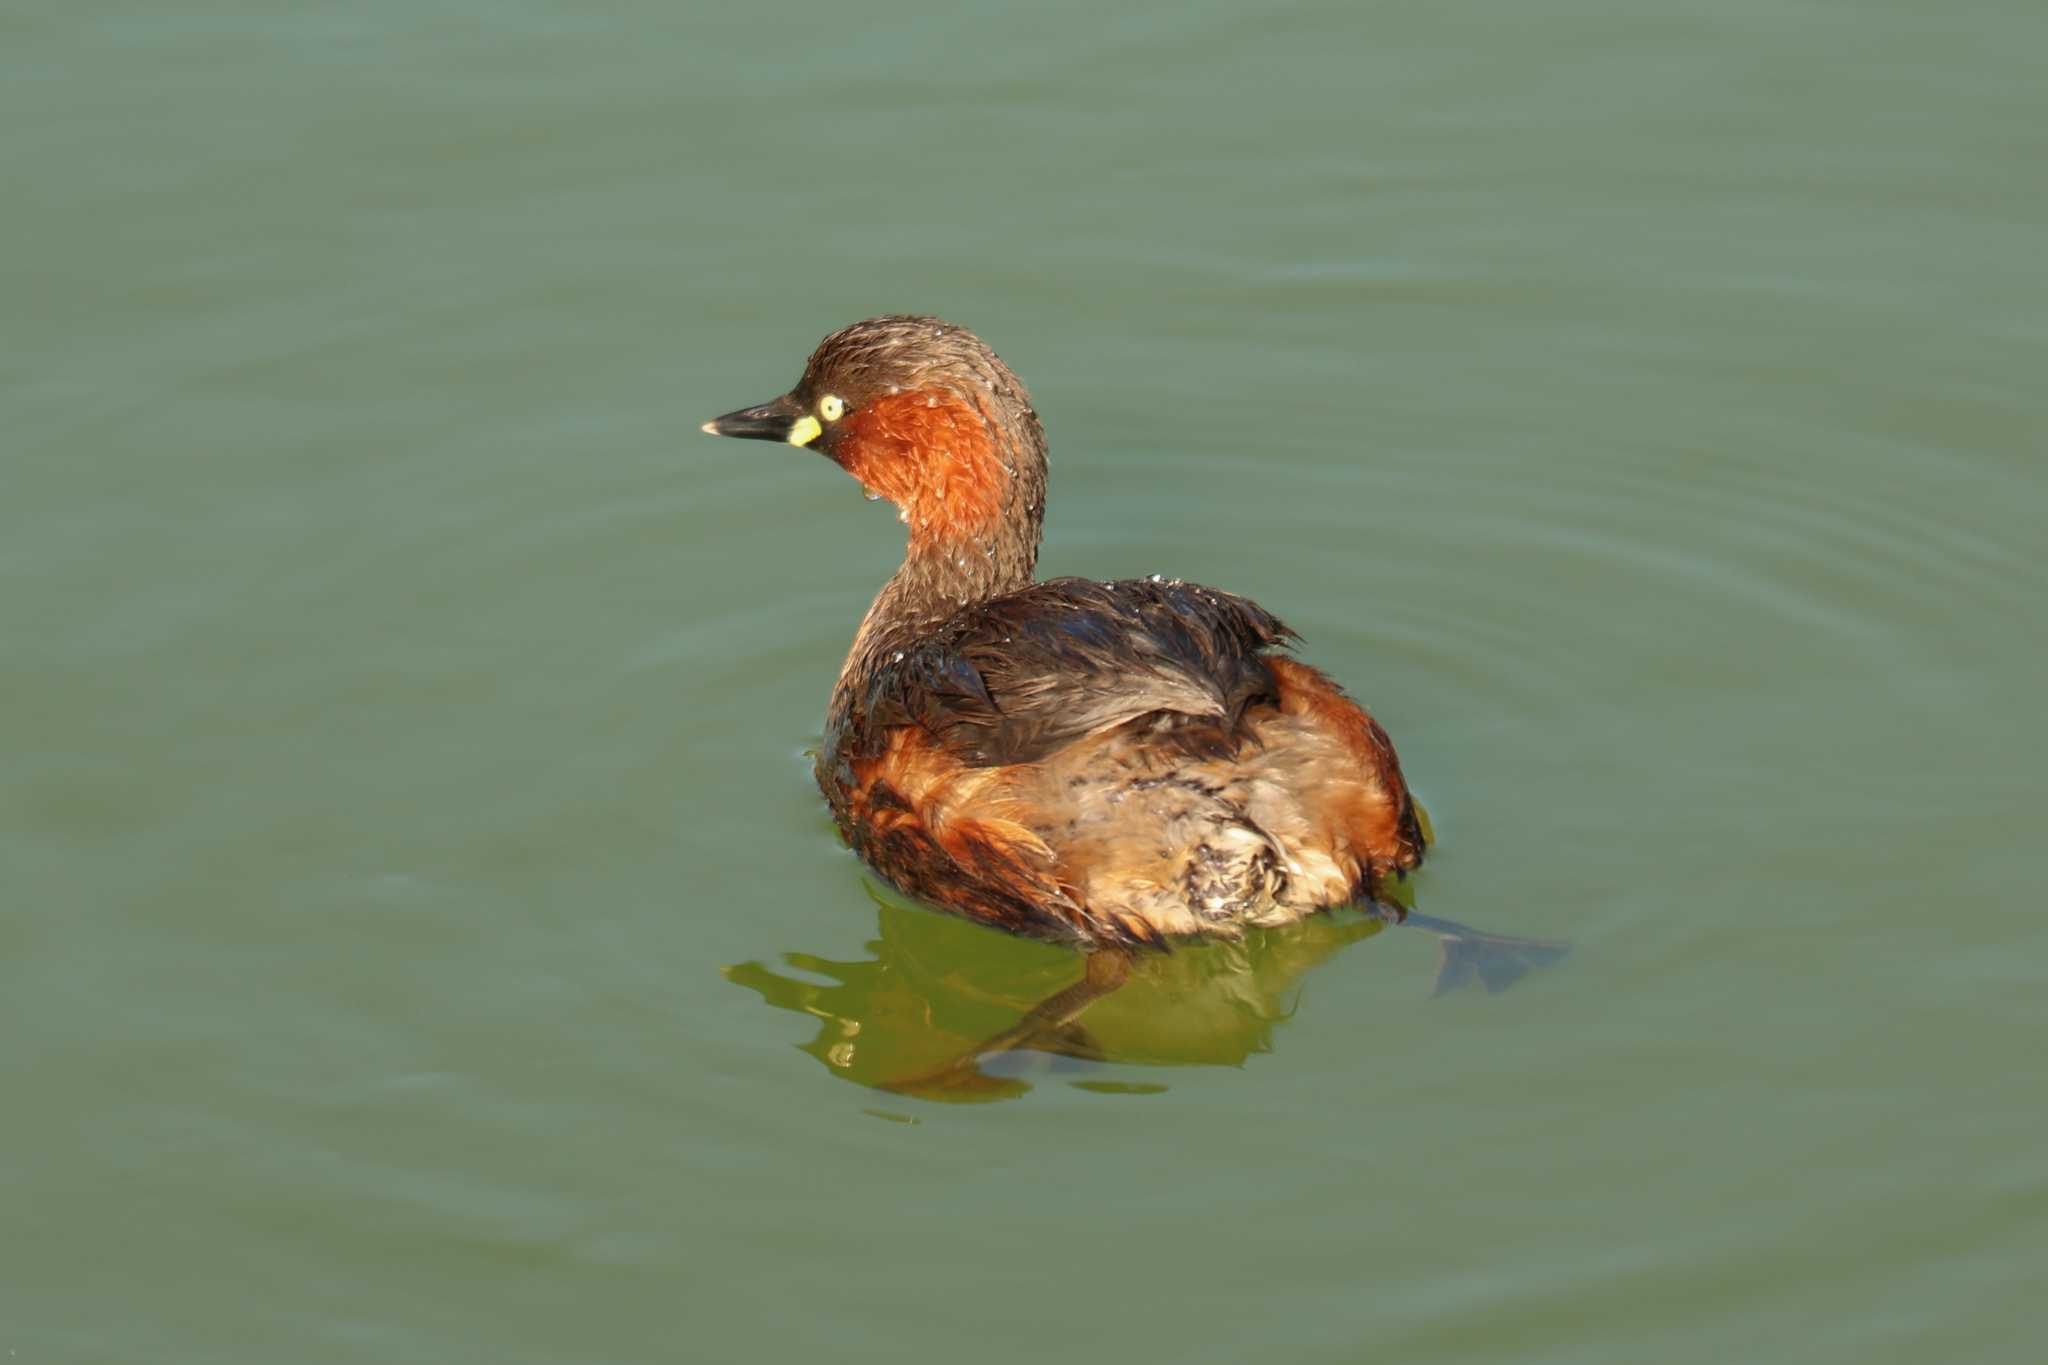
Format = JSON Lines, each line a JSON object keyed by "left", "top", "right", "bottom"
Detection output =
{"left": 827, "top": 385, "right": 1048, "bottom": 701}
{"left": 837, "top": 518, "right": 1039, "bottom": 694}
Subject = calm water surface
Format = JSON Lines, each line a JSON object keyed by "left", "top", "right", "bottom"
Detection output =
{"left": 6, "top": 2, "right": 2044, "bottom": 1361}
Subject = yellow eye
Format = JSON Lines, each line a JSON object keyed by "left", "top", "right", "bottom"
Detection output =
{"left": 818, "top": 394, "right": 846, "bottom": 422}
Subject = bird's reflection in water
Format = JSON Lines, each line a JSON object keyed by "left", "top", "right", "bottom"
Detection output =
{"left": 724, "top": 884, "right": 1566, "bottom": 1103}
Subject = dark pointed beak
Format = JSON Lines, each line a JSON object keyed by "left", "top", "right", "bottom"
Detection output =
{"left": 700, "top": 393, "right": 808, "bottom": 444}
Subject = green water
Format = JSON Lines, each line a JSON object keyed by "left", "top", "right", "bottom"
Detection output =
{"left": 7, "top": 2, "right": 2044, "bottom": 1360}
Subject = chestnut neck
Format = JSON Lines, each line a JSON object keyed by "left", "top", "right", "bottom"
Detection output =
{"left": 832, "top": 404, "right": 1047, "bottom": 705}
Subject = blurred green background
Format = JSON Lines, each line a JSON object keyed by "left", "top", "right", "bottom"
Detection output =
{"left": 5, "top": 2, "right": 2043, "bottom": 1361}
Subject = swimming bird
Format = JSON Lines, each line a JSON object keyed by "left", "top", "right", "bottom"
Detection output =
{"left": 703, "top": 316, "right": 1556, "bottom": 1080}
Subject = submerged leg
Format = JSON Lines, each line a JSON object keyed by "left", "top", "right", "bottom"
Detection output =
{"left": 1398, "top": 909, "right": 1571, "bottom": 996}
{"left": 883, "top": 948, "right": 1134, "bottom": 1099}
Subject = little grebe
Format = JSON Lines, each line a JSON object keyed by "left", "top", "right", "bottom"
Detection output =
{"left": 702, "top": 316, "right": 1426, "bottom": 960}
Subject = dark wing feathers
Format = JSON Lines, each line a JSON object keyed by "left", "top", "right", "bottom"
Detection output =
{"left": 862, "top": 577, "right": 1293, "bottom": 766}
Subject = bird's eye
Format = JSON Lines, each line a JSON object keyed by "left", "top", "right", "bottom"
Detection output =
{"left": 818, "top": 394, "right": 846, "bottom": 422}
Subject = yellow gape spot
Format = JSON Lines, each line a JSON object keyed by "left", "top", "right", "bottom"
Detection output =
{"left": 787, "top": 415, "right": 823, "bottom": 447}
